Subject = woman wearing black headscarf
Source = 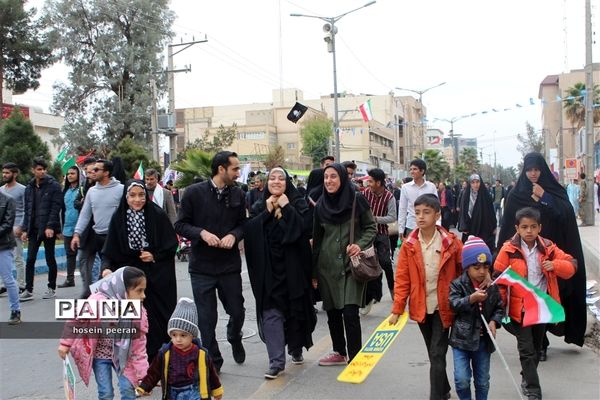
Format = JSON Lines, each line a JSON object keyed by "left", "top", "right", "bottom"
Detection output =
{"left": 498, "top": 152, "right": 586, "bottom": 347}
{"left": 313, "top": 163, "right": 377, "bottom": 365}
{"left": 244, "top": 167, "right": 316, "bottom": 379}
{"left": 101, "top": 179, "right": 178, "bottom": 361}
{"left": 457, "top": 173, "right": 497, "bottom": 252}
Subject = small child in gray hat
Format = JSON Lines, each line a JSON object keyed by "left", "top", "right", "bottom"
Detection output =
{"left": 136, "top": 298, "right": 223, "bottom": 399}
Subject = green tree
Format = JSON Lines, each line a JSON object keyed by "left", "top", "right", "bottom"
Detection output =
{"left": 179, "top": 124, "right": 238, "bottom": 159}
{"left": 0, "top": 108, "right": 52, "bottom": 183}
{"left": 43, "top": 0, "right": 175, "bottom": 148}
{"left": 517, "top": 122, "right": 544, "bottom": 159}
{"left": 458, "top": 147, "right": 480, "bottom": 176}
{"left": 419, "top": 149, "right": 449, "bottom": 183}
{"left": 0, "top": 0, "right": 53, "bottom": 115}
{"left": 170, "top": 149, "right": 213, "bottom": 188}
{"left": 563, "top": 82, "right": 600, "bottom": 134}
{"left": 301, "top": 118, "right": 333, "bottom": 168}
{"left": 109, "top": 137, "right": 160, "bottom": 177}
{"left": 264, "top": 145, "right": 286, "bottom": 170}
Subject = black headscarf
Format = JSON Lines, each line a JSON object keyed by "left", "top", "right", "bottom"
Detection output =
{"left": 316, "top": 163, "right": 369, "bottom": 225}
{"left": 498, "top": 152, "right": 586, "bottom": 346}
{"left": 305, "top": 168, "right": 324, "bottom": 206}
{"left": 251, "top": 167, "right": 308, "bottom": 216}
{"left": 458, "top": 173, "right": 497, "bottom": 250}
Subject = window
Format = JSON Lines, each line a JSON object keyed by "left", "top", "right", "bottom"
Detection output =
{"left": 238, "top": 131, "right": 265, "bottom": 140}
{"left": 286, "top": 143, "right": 296, "bottom": 150}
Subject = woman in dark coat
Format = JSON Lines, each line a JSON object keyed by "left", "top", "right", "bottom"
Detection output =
{"left": 244, "top": 168, "right": 316, "bottom": 379}
{"left": 101, "top": 179, "right": 178, "bottom": 361}
{"left": 313, "top": 163, "right": 376, "bottom": 364}
{"left": 457, "top": 174, "right": 497, "bottom": 252}
{"left": 497, "top": 152, "right": 586, "bottom": 348}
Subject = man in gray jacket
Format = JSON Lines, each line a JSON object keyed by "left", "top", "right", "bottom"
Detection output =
{"left": 71, "top": 159, "right": 123, "bottom": 298}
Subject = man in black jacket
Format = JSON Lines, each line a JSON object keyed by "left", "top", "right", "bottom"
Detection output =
{"left": 175, "top": 151, "right": 247, "bottom": 372}
{"left": 19, "top": 158, "right": 63, "bottom": 301}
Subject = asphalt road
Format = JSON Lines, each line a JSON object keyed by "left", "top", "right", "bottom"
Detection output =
{"left": 1, "top": 256, "right": 599, "bottom": 400}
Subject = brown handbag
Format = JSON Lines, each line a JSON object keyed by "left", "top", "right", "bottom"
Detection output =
{"left": 348, "top": 192, "right": 382, "bottom": 283}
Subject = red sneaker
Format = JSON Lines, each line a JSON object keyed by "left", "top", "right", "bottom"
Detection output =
{"left": 318, "top": 352, "right": 348, "bottom": 366}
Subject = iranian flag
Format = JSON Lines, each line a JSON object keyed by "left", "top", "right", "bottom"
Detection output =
{"left": 359, "top": 99, "right": 373, "bottom": 122}
{"left": 494, "top": 267, "right": 565, "bottom": 327}
{"left": 133, "top": 161, "right": 144, "bottom": 180}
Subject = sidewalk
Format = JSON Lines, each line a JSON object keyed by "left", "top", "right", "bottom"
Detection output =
{"left": 579, "top": 212, "right": 600, "bottom": 281}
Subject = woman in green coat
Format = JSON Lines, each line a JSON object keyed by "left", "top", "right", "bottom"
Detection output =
{"left": 312, "top": 163, "right": 377, "bottom": 364}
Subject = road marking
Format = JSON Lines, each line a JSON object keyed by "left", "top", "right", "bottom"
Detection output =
{"left": 248, "top": 328, "right": 333, "bottom": 399}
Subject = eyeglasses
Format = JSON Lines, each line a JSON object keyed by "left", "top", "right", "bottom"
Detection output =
{"left": 92, "top": 168, "right": 104, "bottom": 172}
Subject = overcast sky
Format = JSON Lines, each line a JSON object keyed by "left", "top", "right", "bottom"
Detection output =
{"left": 16, "top": 0, "right": 599, "bottom": 168}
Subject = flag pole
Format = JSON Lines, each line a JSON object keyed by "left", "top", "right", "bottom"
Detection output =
{"left": 480, "top": 313, "right": 524, "bottom": 400}
{"left": 489, "top": 265, "right": 512, "bottom": 286}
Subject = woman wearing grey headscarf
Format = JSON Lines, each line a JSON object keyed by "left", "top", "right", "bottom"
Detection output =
{"left": 457, "top": 174, "right": 497, "bottom": 251}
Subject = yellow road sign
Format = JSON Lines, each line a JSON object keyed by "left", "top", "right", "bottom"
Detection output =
{"left": 337, "top": 312, "right": 409, "bottom": 384}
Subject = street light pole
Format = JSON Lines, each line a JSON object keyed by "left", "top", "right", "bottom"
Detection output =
{"left": 395, "top": 82, "right": 446, "bottom": 157}
{"left": 291, "top": 1, "right": 376, "bottom": 162}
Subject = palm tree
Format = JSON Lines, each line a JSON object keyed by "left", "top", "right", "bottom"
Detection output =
{"left": 563, "top": 82, "right": 600, "bottom": 133}
{"left": 170, "top": 149, "right": 213, "bottom": 188}
{"left": 419, "top": 149, "right": 450, "bottom": 183}
{"left": 458, "top": 147, "right": 480, "bottom": 176}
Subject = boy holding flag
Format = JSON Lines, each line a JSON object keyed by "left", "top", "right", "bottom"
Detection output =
{"left": 494, "top": 207, "right": 576, "bottom": 400}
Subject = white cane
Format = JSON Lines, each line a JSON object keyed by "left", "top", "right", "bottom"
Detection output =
{"left": 480, "top": 313, "right": 524, "bottom": 400}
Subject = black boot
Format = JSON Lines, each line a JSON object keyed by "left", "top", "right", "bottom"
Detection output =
{"left": 57, "top": 280, "right": 75, "bottom": 288}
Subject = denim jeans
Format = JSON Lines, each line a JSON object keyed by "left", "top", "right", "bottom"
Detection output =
{"left": 452, "top": 340, "right": 491, "bottom": 400}
{"left": 169, "top": 383, "right": 201, "bottom": 400}
{"left": 0, "top": 249, "right": 20, "bottom": 312}
{"left": 13, "top": 233, "right": 25, "bottom": 287}
{"left": 92, "top": 358, "right": 135, "bottom": 400}
{"left": 25, "top": 231, "right": 57, "bottom": 292}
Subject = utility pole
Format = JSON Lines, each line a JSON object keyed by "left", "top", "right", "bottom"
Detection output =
{"left": 167, "top": 36, "right": 207, "bottom": 162}
{"left": 583, "top": 0, "right": 595, "bottom": 225}
{"left": 150, "top": 79, "right": 159, "bottom": 162}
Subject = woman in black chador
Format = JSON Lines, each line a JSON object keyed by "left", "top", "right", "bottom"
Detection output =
{"left": 244, "top": 167, "right": 316, "bottom": 380}
{"left": 457, "top": 173, "right": 497, "bottom": 251}
{"left": 498, "top": 152, "right": 586, "bottom": 348}
{"left": 102, "top": 180, "right": 178, "bottom": 361}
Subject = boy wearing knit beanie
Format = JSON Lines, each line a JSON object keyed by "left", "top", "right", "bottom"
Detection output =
{"left": 136, "top": 298, "right": 224, "bottom": 399}
{"left": 449, "top": 236, "right": 504, "bottom": 400}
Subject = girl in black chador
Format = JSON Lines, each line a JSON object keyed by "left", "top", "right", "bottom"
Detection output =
{"left": 457, "top": 173, "right": 497, "bottom": 252}
{"left": 244, "top": 168, "right": 316, "bottom": 380}
{"left": 102, "top": 180, "right": 178, "bottom": 361}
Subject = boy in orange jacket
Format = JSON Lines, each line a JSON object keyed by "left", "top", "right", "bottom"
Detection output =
{"left": 494, "top": 207, "right": 576, "bottom": 400}
{"left": 389, "top": 194, "right": 463, "bottom": 400}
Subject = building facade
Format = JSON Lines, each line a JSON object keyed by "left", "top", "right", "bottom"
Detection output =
{"left": 177, "top": 88, "right": 424, "bottom": 176}
{"left": 539, "top": 65, "right": 600, "bottom": 178}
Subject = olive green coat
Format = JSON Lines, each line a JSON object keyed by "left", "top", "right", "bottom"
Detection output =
{"left": 312, "top": 208, "right": 377, "bottom": 310}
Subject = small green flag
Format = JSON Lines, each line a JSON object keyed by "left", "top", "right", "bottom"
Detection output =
{"left": 56, "top": 146, "right": 69, "bottom": 163}
{"left": 133, "top": 161, "right": 144, "bottom": 179}
{"left": 61, "top": 157, "right": 76, "bottom": 174}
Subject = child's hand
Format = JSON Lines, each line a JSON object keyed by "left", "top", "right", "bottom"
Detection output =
{"left": 488, "top": 321, "right": 497, "bottom": 338}
{"left": 388, "top": 313, "right": 400, "bottom": 325}
{"left": 469, "top": 289, "right": 488, "bottom": 304}
{"left": 542, "top": 260, "right": 554, "bottom": 272}
{"left": 58, "top": 345, "right": 70, "bottom": 359}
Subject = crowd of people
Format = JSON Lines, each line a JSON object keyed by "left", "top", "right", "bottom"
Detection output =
{"left": 0, "top": 150, "right": 595, "bottom": 399}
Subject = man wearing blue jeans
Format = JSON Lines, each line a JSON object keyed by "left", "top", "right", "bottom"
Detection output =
{"left": 0, "top": 191, "right": 21, "bottom": 324}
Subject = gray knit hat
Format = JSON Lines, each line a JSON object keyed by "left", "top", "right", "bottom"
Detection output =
{"left": 168, "top": 297, "right": 199, "bottom": 337}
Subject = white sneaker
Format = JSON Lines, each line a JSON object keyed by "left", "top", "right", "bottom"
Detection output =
{"left": 42, "top": 288, "right": 56, "bottom": 299}
{"left": 19, "top": 290, "right": 34, "bottom": 302}
{"left": 360, "top": 299, "right": 374, "bottom": 316}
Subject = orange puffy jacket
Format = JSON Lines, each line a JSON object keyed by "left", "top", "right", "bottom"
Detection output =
{"left": 391, "top": 227, "right": 463, "bottom": 329}
{"left": 494, "top": 234, "right": 576, "bottom": 323}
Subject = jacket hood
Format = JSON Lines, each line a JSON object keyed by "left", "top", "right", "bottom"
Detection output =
{"left": 95, "top": 177, "right": 122, "bottom": 189}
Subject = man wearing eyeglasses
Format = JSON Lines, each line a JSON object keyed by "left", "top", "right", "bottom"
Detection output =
{"left": 71, "top": 159, "right": 123, "bottom": 298}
